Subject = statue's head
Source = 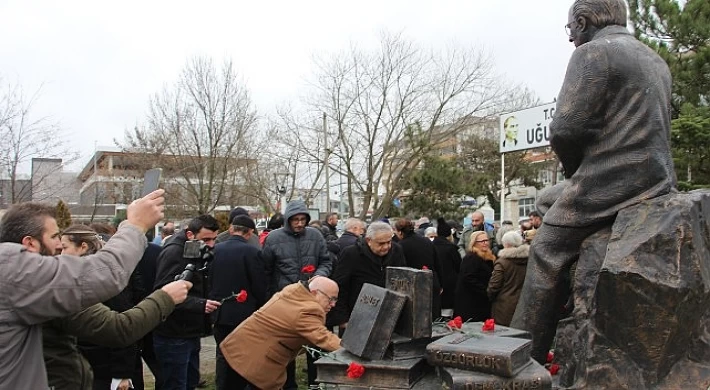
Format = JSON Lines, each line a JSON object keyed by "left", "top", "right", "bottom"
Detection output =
{"left": 566, "top": 0, "right": 627, "bottom": 47}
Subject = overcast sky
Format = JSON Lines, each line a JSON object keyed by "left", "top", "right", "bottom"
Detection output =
{"left": 0, "top": 0, "right": 576, "bottom": 172}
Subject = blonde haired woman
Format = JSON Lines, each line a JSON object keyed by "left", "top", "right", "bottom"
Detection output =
{"left": 453, "top": 230, "right": 496, "bottom": 322}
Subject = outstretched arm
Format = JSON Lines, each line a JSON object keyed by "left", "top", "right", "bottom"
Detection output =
{"left": 8, "top": 223, "right": 147, "bottom": 325}
{"left": 60, "top": 289, "right": 177, "bottom": 348}
{"left": 296, "top": 309, "right": 341, "bottom": 352}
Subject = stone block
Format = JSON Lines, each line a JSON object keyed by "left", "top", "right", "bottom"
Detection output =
{"left": 437, "top": 360, "right": 551, "bottom": 390}
{"left": 385, "top": 334, "right": 432, "bottom": 361}
{"left": 341, "top": 283, "right": 407, "bottom": 360}
{"left": 315, "top": 348, "right": 428, "bottom": 389}
{"left": 551, "top": 190, "right": 710, "bottom": 388}
{"left": 387, "top": 267, "right": 433, "bottom": 339}
{"left": 426, "top": 333, "right": 532, "bottom": 377}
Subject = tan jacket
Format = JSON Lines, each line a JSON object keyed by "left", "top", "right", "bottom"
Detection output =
{"left": 0, "top": 222, "right": 147, "bottom": 390}
{"left": 220, "top": 282, "right": 341, "bottom": 390}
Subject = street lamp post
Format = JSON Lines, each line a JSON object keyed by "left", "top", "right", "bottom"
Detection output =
{"left": 274, "top": 172, "right": 290, "bottom": 214}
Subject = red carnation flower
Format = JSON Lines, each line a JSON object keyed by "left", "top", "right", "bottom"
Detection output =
{"left": 453, "top": 316, "right": 463, "bottom": 328}
{"left": 422, "top": 265, "right": 429, "bottom": 270}
{"left": 346, "top": 362, "right": 365, "bottom": 379}
{"left": 235, "top": 290, "right": 248, "bottom": 303}
{"left": 302, "top": 265, "right": 316, "bottom": 274}
{"left": 548, "top": 363, "right": 560, "bottom": 375}
{"left": 447, "top": 315, "right": 463, "bottom": 330}
{"left": 482, "top": 318, "right": 495, "bottom": 331}
{"left": 546, "top": 351, "right": 554, "bottom": 364}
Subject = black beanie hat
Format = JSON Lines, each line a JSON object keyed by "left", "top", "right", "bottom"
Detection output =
{"left": 436, "top": 217, "right": 452, "bottom": 238}
{"left": 229, "top": 207, "right": 249, "bottom": 224}
{"left": 231, "top": 215, "right": 256, "bottom": 230}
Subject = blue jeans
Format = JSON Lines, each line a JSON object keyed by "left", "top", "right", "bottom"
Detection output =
{"left": 153, "top": 335, "right": 200, "bottom": 390}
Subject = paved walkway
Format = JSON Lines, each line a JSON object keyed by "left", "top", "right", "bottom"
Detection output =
{"left": 199, "top": 336, "right": 217, "bottom": 373}
{"left": 142, "top": 336, "right": 217, "bottom": 386}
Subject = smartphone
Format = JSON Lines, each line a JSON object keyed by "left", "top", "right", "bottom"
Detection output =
{"left": 141, "top": 168, "right": 163, "bottom": 197}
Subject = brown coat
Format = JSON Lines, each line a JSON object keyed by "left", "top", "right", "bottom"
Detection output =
{"left": 220, "top": 282, "right": 341, "bottom": 390}
{"left": 487, "top": 245, "right": 529, "bottom": 327}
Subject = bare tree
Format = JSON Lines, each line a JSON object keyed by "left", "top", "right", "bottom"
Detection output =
{"left": 0, "top": 76, "right": 79, "bottom": 205}
{"left": 292, "top": 32, "right": 537, "bottom": 218}
{"left": 120, "top": 57, "right": 258, "bottom": 216}
{"left": 269, "top": 107, "right": 332, "bottom": 208}
{"left": 229, "top": 119, "right": 300, "bottom": 214}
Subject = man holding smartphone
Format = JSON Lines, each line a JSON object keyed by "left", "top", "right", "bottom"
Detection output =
{"left": 0, "top": 190, "right": 167, "bottom": 389}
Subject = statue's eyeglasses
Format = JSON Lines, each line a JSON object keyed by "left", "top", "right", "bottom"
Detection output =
{"left": 565, "top": 21, "right": 577, "bottom": 37}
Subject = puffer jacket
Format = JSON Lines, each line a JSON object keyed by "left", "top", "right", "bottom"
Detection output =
{"left": 262, "top": 200, "right": 332, "bottom": 294}
{"left": 487, "top": 244, "right": 529, "bottom": 326}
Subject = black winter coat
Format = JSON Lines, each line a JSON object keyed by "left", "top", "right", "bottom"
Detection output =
{"left": 153, "top": 231, "right": 211, "bottom": 338}
{"left": 432, "top": 237, "right": 461, "bottom": 310}
{"left": 399, "top": 233, "right": 442, "bottom": 319}
{"left": 454, "top": 251, "right": 493, "bottom": 322}
{"left": 215, "top": 229, "right": 261, "bottom": 247}
{"left": 322, "top": 222, "right": 339, "bottom": 242}
{"left": 329, "top": 240, "right": 406, "bottom": 326}
{"left": 335, "top": 231, "right": 360, "bottom": 252}
{"left": 136, "top": 242, "right": 161, "bottom": 301}
{"left": 79, "top": 269, "right": 142, "bottom": 383}
{"left": 210, "top": 235, "right": 267, "bottom": 328}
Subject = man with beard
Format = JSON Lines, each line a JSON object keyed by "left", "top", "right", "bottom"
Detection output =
{"left": 262, "top": 199, "right": 332, "bottom": 389}
{"left": 528, "top": 211, "right": 543, "bottom": 230}
{"left": 322, "top": 212, "right": 339, "bottom": 242}
{"left": 153, "top": 215, "right": 222, "bottom": 390}
{"left": 458, "top": 211, "right": 496, "bottom": 257}
{"left": 0, "top": 190, "right": 166, "bottom": 389}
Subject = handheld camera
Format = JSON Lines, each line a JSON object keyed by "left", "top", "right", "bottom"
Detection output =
{"left": 175, "top": 239, "right": 214, "bottom": 282}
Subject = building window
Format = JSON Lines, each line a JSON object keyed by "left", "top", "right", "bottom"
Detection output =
{"left": 519, "top": 197, "right": 535, "bottom": 218}
{"left": 557, "top": 171, "right": 565, "bottom": 183}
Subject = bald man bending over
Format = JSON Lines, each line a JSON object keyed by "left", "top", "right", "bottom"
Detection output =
{"left": 219, "top": 277, "right": 341, "bottom": 390}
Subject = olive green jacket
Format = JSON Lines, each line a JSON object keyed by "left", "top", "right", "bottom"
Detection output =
{"left": 43, "top": 290, "right": 175, "bottom": 390}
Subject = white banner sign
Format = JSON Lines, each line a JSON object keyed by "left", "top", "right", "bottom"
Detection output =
{"left": 499, "top": 102, "right": 556, "bottom": 153}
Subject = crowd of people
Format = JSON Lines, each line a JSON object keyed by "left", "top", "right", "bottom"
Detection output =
{"left": 0, "top": 188, "right": 543, "bottom": 390}
{"left": 0, "top": 0, "right": 679, "bottom": 386}
{"left": 169, "top": 200, "right": 543, "bottom": 389}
